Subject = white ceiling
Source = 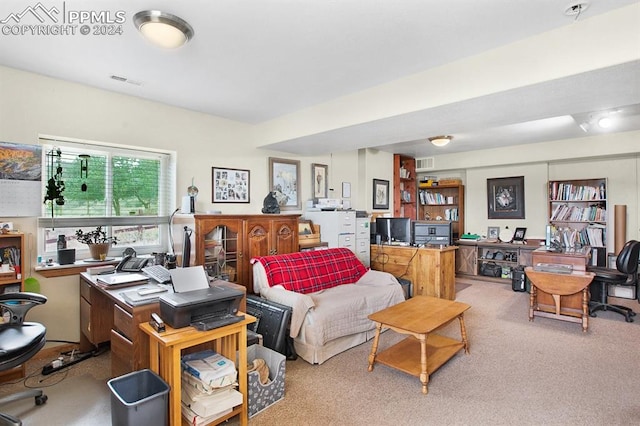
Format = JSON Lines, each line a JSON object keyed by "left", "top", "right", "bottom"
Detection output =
{"left": 1, "top": 0, "right": 639, "bottom": 159}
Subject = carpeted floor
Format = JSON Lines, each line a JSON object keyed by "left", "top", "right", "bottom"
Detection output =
{"left": 2, "top": 279, "right": 639, "bottom": 425}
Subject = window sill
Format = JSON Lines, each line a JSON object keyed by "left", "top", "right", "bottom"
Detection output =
{"left": 35, "top": 258, "right": 121, "bottom": 278}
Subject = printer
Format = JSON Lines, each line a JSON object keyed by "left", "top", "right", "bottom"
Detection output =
{"left": 159, "top": 286, "right": 244, "bottom": 329}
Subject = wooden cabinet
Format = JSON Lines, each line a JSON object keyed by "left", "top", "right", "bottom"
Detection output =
{"left": 0, "top": 232, "right": 25, "bottom": 382}
{"left": 548, "top": 178, "right": 607, "bottom": 250}
{"left": 418, "top": 184, "right": 465, "bottom": 240}
{"left": 0, "top": 232, "right": 24, "bottom": 294}
{"left": 195, "top": 214, "right": 299, "bottom": 293}
{"left": 370, "top": 244, "right": 457, "bottom": 300}
{"left": 456, "top": 240, "right": 539, "bottom": 283}
{"left": 393, "top": 154, "right": 417, "bottom": 219}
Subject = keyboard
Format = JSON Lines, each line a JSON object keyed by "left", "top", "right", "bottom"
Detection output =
{"left": 142, "top": 264, "right": 172, "bottom": 283}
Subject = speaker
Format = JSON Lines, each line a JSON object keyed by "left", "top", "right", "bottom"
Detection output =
{"left": 57, "top": 248, "right": 76, "bottom": 265}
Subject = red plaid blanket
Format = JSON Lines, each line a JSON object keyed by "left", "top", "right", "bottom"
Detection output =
{"left": 252, "top": 248, "right": 368, "bottom": 294}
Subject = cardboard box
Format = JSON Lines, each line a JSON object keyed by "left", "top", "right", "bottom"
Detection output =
{"left": 247, "top": 344, "right": 285, "bottom": 418}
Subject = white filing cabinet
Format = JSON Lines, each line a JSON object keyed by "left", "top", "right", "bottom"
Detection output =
{"left": 304, "top": 211, "right": 370, "bottom": 266}
{"left": 355, "top": 217, "right": 371, "bottom": 266}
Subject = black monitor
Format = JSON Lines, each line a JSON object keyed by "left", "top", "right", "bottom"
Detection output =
{"left": 412, "top": 220, "right": 452, "bottom": 246}
{"left": 375, "top": 217, "right": 411, "bottom": 245}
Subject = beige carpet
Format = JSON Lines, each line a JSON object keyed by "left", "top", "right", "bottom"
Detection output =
{"left": 2, "top": 280, "right": 638, "bottom": 425}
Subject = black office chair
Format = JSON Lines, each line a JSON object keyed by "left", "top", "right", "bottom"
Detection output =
{"left": 0, "top": 292, "right": 48, "bottom": 426}
{"left": 587, "top": 240, "right": 640, "bottom": 323}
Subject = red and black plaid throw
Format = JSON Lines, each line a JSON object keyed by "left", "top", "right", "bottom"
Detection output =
{"left": 252, "top": 248, "right": 368, "bottom": 294}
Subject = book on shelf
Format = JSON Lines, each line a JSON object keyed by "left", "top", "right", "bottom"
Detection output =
{"left": 181, "top": 386, "right": 243, "bottom": 418}
{"left": 182, "top": 371, "right": 237, "bottom": 394}
{"left": 182, "top": 403, "right": 232, "bottom": 426}
{"left": 182, "top": 350, "right": 237, "bottom": 388}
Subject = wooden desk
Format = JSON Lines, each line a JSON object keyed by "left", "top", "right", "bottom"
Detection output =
{"left": 140, "top": 315, "right": 255, "bottom": 426}
{"left": 370, "top": 245, "right": 458, "bottom": 300}
{"left": 531, "top": 247, "right": 590, "bottom": 311}
{"left": 79, "top": 273, "right": 246, "bottom": 377}
{"left": 367, "top": 296, "right": 470, "bottom": 394}
{"left": 525, "top": 267, "right": 594, "bottom": 332}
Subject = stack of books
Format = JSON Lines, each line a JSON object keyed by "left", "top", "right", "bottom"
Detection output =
{"left": 181, "top": 350, "right": 243, "bottom": 426}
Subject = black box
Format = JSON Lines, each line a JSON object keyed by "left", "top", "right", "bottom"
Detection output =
{"left": 57, "top": 248, "right": 76, "bottom": 265}
{"left": 396, "top": 277, "right": 412, "bottom": 299}
{"left": 246, "top": 295, "right": 292, "bottom": 356}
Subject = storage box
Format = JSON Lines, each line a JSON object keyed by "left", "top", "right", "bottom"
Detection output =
{"left": 247, "top": 344, "right": 285, "bottom": 418}
{"left": 299, "top": 223, "right": 321, "bottom": 246}
{"left": 108, "top": 369, "right": 170, "bottom": 426}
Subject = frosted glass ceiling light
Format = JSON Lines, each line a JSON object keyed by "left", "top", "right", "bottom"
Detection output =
{"left": 134, "top": 11, "right": 194, "bottom": 49}
{"left": 597, "top": 117, "right": 612, "bottom": 128}
{"left": 429, "top": 135, "right": 452, "bottom": 147}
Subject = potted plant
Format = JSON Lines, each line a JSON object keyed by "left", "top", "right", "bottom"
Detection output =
{"left": 75, "top": 226, "right": 118, "bottom": 260}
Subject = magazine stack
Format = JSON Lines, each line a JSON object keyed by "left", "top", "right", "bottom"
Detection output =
{"left": 181, "top": 349, "right": 243, "bottom": 426}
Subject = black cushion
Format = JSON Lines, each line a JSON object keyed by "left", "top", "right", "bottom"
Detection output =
{"left": 0, "top": 322, "right": 46, "bottom": 369}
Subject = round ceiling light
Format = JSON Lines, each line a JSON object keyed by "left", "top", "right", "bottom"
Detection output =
{"left": 429, "top": 135, "right": 453, "bottom": 147}
{"left": 133, "top": 10, "right": 194, "bottom": 49}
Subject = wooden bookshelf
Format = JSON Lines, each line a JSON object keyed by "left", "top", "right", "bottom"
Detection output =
{"left": 393, "top": 154, "right": 417, "bottom": 219}
{"left": 418, "top": 183, "right": 465, "bottom": 240}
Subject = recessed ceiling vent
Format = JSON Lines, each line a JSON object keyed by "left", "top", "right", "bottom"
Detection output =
{"left": 416, "top": 157, "right": 435, "bottom": 171}
{"left": 110, "top": 75, "right": 143, "bottom": 86}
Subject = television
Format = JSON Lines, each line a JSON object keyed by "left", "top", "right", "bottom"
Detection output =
{"left": 412, "top": 220, "right": 452, "bottom": 246}
{"left": 375, "top": 217, "right": 412, "bottom": 245}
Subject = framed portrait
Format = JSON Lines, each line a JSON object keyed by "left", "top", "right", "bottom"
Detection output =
{"left": 372, "top": 179, "right": 389, "bottom": 210}
{"left": 298, "top": 219, "right": 313, "bottom": 235}
{"left": 312, "top": 163, "right": 328, "bottom": 200}
{"left": 487, "top": 176, "right": 525, "bottom": 219}
{"left": 513, "top": 227, "right": 527, "bottom": 242}
{"left": 487, "top": 226, "right": 500, "bottom": 241}
{"left": 211, "top": 167, "right": 250, "bottom": 203}
{"left": 269, "top": 157, "right": 301, "bottom": 210}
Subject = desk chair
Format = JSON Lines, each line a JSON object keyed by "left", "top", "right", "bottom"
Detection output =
{"left": 587, "top": 240, "right": 640, "bottom": 323}
{"left": 0, "top": 292, "right": 48, "bottom": 426}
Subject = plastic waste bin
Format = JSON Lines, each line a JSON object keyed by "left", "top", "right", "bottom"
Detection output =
{"left": 107, "top": 369, "right": 170, "bottom": 426}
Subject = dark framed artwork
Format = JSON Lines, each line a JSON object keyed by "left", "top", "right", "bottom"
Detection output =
{"left": 269, "top": 157, "right": 301, "bottom": 210}
{"left": 212, "top": 167, "right": 250, "bottom": 203}
{"left": 513, "top": 227, "right": 527, "bottom": 241}
{"left": 487, "top": 176, "right": 525, "bottom": 219}
{"left": 372, "top": 179, "right": 390, "bottom": 210}
{"left": 312, "top": 163, "right": 328, "bottom": 200}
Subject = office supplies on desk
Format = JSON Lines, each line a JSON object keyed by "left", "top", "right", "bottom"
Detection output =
{"left": 159, "top": 286, "right": 244, "bottom": 329}
{"left": 96, "top": 272, "right": 149, "bottom": 287}
{"left": 120, "top": 285, "right": 168, "bottom": 306}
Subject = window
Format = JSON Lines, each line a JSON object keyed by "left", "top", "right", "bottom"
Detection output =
{"left": 37, "top": 136, "right": 176, "bottom": 259}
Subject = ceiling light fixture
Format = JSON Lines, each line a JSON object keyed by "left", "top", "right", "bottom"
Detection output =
{"left": 429, "top": 135, "right": 453, "bottom": 147}
{"left": 598, "top": 117, "right": 612, "bottom": 128}
{"left": 133, "top": 10, "right": 194, "bottom": 49}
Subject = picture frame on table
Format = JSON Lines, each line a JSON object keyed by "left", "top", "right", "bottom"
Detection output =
{"left": 513, "top": 227, "right": 527, "bottom": 242}
{"left": 269, "top": 157, "right": 301, "bottom": 210}
{"left": 372, "top": 179, "right": 389, "bottom": 210}
{"left": 487, "top": 226, "right": 500, "bottom": 242}
{"left": 312, "top": 163, "right": 328, "bottom": 201}
{"left": 487, "top": 176, "right": 525, "bottom": 219}
{"left": 211, "top": 167, "right": 250, "bottom": 203}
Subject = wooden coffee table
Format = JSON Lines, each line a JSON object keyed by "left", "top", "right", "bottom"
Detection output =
{"left": 367, "top": 296, "right": 470, "bottom": 394}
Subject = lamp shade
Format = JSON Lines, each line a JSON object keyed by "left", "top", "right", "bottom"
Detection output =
{"left": 429, "top": 136, "right": 452, "bottom": 147}
{"left": 134, "top": 11, "right": 194, "bottom": 49}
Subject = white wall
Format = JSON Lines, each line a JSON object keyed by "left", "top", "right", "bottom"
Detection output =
{"left": 0, "top": 66, "right": 371, "bottom": 342}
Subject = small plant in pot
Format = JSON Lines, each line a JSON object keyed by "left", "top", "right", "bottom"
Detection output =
{"left": 75, "top": 226, "right": 118, "bottom": 260}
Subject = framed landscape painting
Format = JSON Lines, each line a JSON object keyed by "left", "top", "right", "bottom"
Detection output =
{"left": 269, "top": 157, "right": 301, "bottom": 210}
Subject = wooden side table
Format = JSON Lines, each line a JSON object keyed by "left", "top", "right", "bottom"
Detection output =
{"left": 140, "top": 314, "right": 256, "bottom": 426}
{"left": 525, "top": 267, "right": 594, "bottom": 332}
{"left": 367, "top": 296, "right": 470, "bottom": 394}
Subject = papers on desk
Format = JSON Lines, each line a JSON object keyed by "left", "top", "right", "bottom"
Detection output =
{"left": 96, "top": 273, "right": 149, "bottom": 287}
{"left": 120, "top": 285, "right": 168, "bottom": 306}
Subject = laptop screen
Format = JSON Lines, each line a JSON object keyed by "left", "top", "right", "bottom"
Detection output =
{"left": 169, "top": 266, "right": 210, "bottom": 293}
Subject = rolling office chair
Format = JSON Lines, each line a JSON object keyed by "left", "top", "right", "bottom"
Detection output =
{"left": 0, "top": 292, "right": 48, "bottom": 426}
{"left": 587, "top": 240, "right": 640, "bottom": 323}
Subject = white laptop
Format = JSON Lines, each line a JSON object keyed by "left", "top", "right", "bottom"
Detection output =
{"left": 169, "top": 265, "right": 210, "bottom": 293}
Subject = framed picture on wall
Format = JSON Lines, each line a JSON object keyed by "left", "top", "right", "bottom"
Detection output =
{"left": 211, "top": 167, "right": 250, "bottom": 203}
{"left": 269, "top": 157, "right": 301, "bottom": 210}
{"left": 487, "top": 226, "right": 500, "bottom": 242}
{"left": 487, "top": 176, "right": 525, "bottom": 219}
{"left": 372, "top": 179, "right": 389, "bottom": 210}
{"left": 312, "top": 163, "right": 328, "bottom": 201}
